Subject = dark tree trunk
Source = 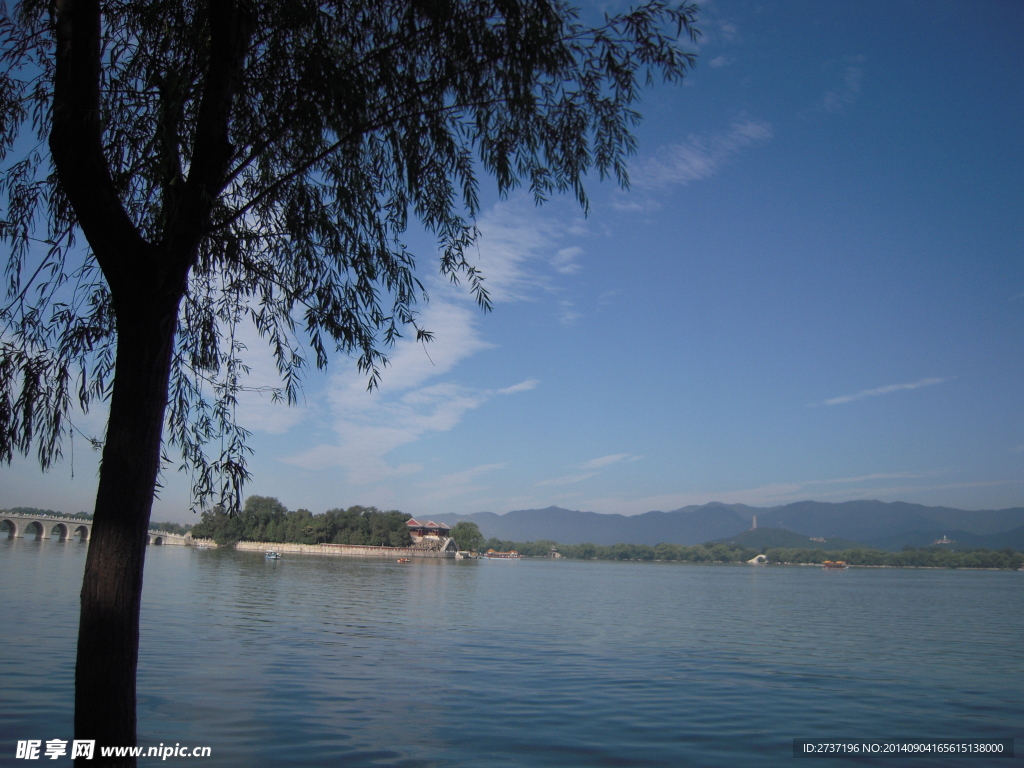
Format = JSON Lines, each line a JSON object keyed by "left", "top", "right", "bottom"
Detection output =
{"left": 74, "top": 292, "right": 182, "bottom": 768}
{"left": 49, "top": 1, "right": 254, "bottom": 762}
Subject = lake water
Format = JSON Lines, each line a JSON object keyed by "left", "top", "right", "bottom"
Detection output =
{"left": 2, "top": 538, "right": 1021, "bottom": 766}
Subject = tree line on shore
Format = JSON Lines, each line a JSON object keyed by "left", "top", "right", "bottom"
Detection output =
{"left": 9, "top": 500, "right": 1020, "bottom": 569}
{"left": 190, "top": 496, "right": 414, "bottom": 548}
{"left": 481, "top": 537, "right": 1024, "bottom": 569}
{"left": 762, "top": 546, "right": 1024, "bottom": 570}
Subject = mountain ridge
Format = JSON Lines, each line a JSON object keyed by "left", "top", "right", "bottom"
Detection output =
{"left": 440, "top": 500, "right": 1024, "bottom": 550}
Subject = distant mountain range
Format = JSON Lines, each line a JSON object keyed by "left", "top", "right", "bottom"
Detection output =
{"left": 442, "top": 501, "right": 1024, "bottom": 551}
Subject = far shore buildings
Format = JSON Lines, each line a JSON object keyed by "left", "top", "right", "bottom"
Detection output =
{"left": 405, "top": 518, "right": 451, "bottom": 542}
{"left": 405, "top": 519, "right": 459, "bottom": 554}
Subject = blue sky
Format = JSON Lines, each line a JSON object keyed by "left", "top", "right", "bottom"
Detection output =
{"left": 3, "top": 0, "right": 1022, "bottom": 523}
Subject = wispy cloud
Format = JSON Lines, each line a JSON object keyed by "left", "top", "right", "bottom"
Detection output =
{"left": 536, "top": 453, "right": 641, "bottom": 488}
{"left": 581, "top": 453, "right": 632, "bottom": 470}
{"left": 822, "top": 55, "right": 865, "bottom": 113}
{"left": 616, "top": 120, "right": 772, "bottom": 210}
{"left": 708, "top": 55, "right": 734, "bottom": 68}
{"left": 805, "top": 471, "right": 939, "bottom": 485}
{"left": 471, "top": 199, "right": 587, "bottom": 303}
{"left": 558, "top": 300, "right": 581, "bottom": 326}
{"left": 535, "top": 473, "right": 598, "bottom": 488}
{"left": 416, "top": 463, "right": 508, "bottom": 504}
{"left": 552, "top": 246, "right": 584, "bottom": 275}
{"left": 496, "top": 379, "right": 539, "bottom": 395}
{"left": 281, "top": 299, "right": 535, "bottom": 483}
{"left": 270, "top": 195, "right": 590, "bottom": 486}
{"left": 814, "top": 377, "right": 948, "bottom": 407}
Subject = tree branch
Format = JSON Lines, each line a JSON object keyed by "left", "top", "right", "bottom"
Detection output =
{"left": 49, "top": 0, "right": 150, "bottom": 287}
{"left": 167, "top": 0, "right": 254, "bottom": 265}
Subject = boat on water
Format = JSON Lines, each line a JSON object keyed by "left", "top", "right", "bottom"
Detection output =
{"left": 396, "top": 558, "right": 411, "bottom": 564}
{"left": 484, "top": 549, "right": 522, "bottom": 559}
{"left": 265, "top": 551, "right": 283, "bottom": 559}
{"left": 822, "top": 560, "right": 848, "bottom": 570}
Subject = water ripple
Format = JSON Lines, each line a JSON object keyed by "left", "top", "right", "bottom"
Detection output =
{"left": 2, "top": 543, "right": 1021, "bottom": 766}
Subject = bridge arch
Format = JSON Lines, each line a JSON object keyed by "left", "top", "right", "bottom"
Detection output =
{"left": 0, "top": 514, "right": 184, "bottom": 544}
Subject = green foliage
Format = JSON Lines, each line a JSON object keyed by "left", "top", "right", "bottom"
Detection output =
{"left": 451, "top": 521, "right": 484, "bottom": 552}
{"left": 482, "top": 537, "right": 758, "bottom": 562}
{"left": 189, "top": 496, "right": 412, "bottom": 547}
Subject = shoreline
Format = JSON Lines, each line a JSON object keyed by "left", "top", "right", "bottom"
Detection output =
{"left": 233, "top": 539, "right": 458, "bottom": 559}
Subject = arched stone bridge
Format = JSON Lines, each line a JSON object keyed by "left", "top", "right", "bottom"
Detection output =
{"left": 0, "top": 512, "right": 190, "bottom": 545}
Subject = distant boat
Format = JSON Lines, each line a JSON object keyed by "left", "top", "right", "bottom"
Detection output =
{"left": 822, "top": 560, "right": 848, "bottom": 570}
{"left": 396, "top": 558, "right": 411, "bottom": 564}
{"left": 484, "top": 549, "right": 522, "bottom": 559}
{"left": 265, "top": 551, "right": 282, "bottom": 560}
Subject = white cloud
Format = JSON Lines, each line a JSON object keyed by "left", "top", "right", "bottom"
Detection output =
{"left": 804, "top": 471, "right": 940, "bottom": 486}
{"left": 552, "top": 246, "right": 584, "bottom": 275}
{"left": 470, "top": 199, "right": 587, "bottom": 303}
{"left": 619, "top": 120, "right": 772, "bottom": 206}
{"left": 496, "top": 379, "right": 539, "bottom": 395}
{"left": 815, "top": 377, "right": 948, "bottom": 407}
{"left": 270, "top": 196, "right": 589, "bottom": 488}
{"left": 558, "top": 300, "right": 581, "bottom": 326}
{"left": 281, "top": 299, "right": 534, "bottom": 483}
{"left": 534, "top": 453, "right": 640, "bottom": 489}
{"left": 433, "top": 463, "right": 507, "bottom": 486}
{"left": 581, "top": 453, "right": 631, "bottom": 470}
{"left": 535, "top": 472, "right": 598, "bottom": 488}
{"left": 708, "top": 55, "right": 733, "bottom": 68}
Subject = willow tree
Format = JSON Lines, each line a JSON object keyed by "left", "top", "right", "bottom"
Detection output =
{"left": 0, "top": 0, "right": 697, "bottom": 761}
